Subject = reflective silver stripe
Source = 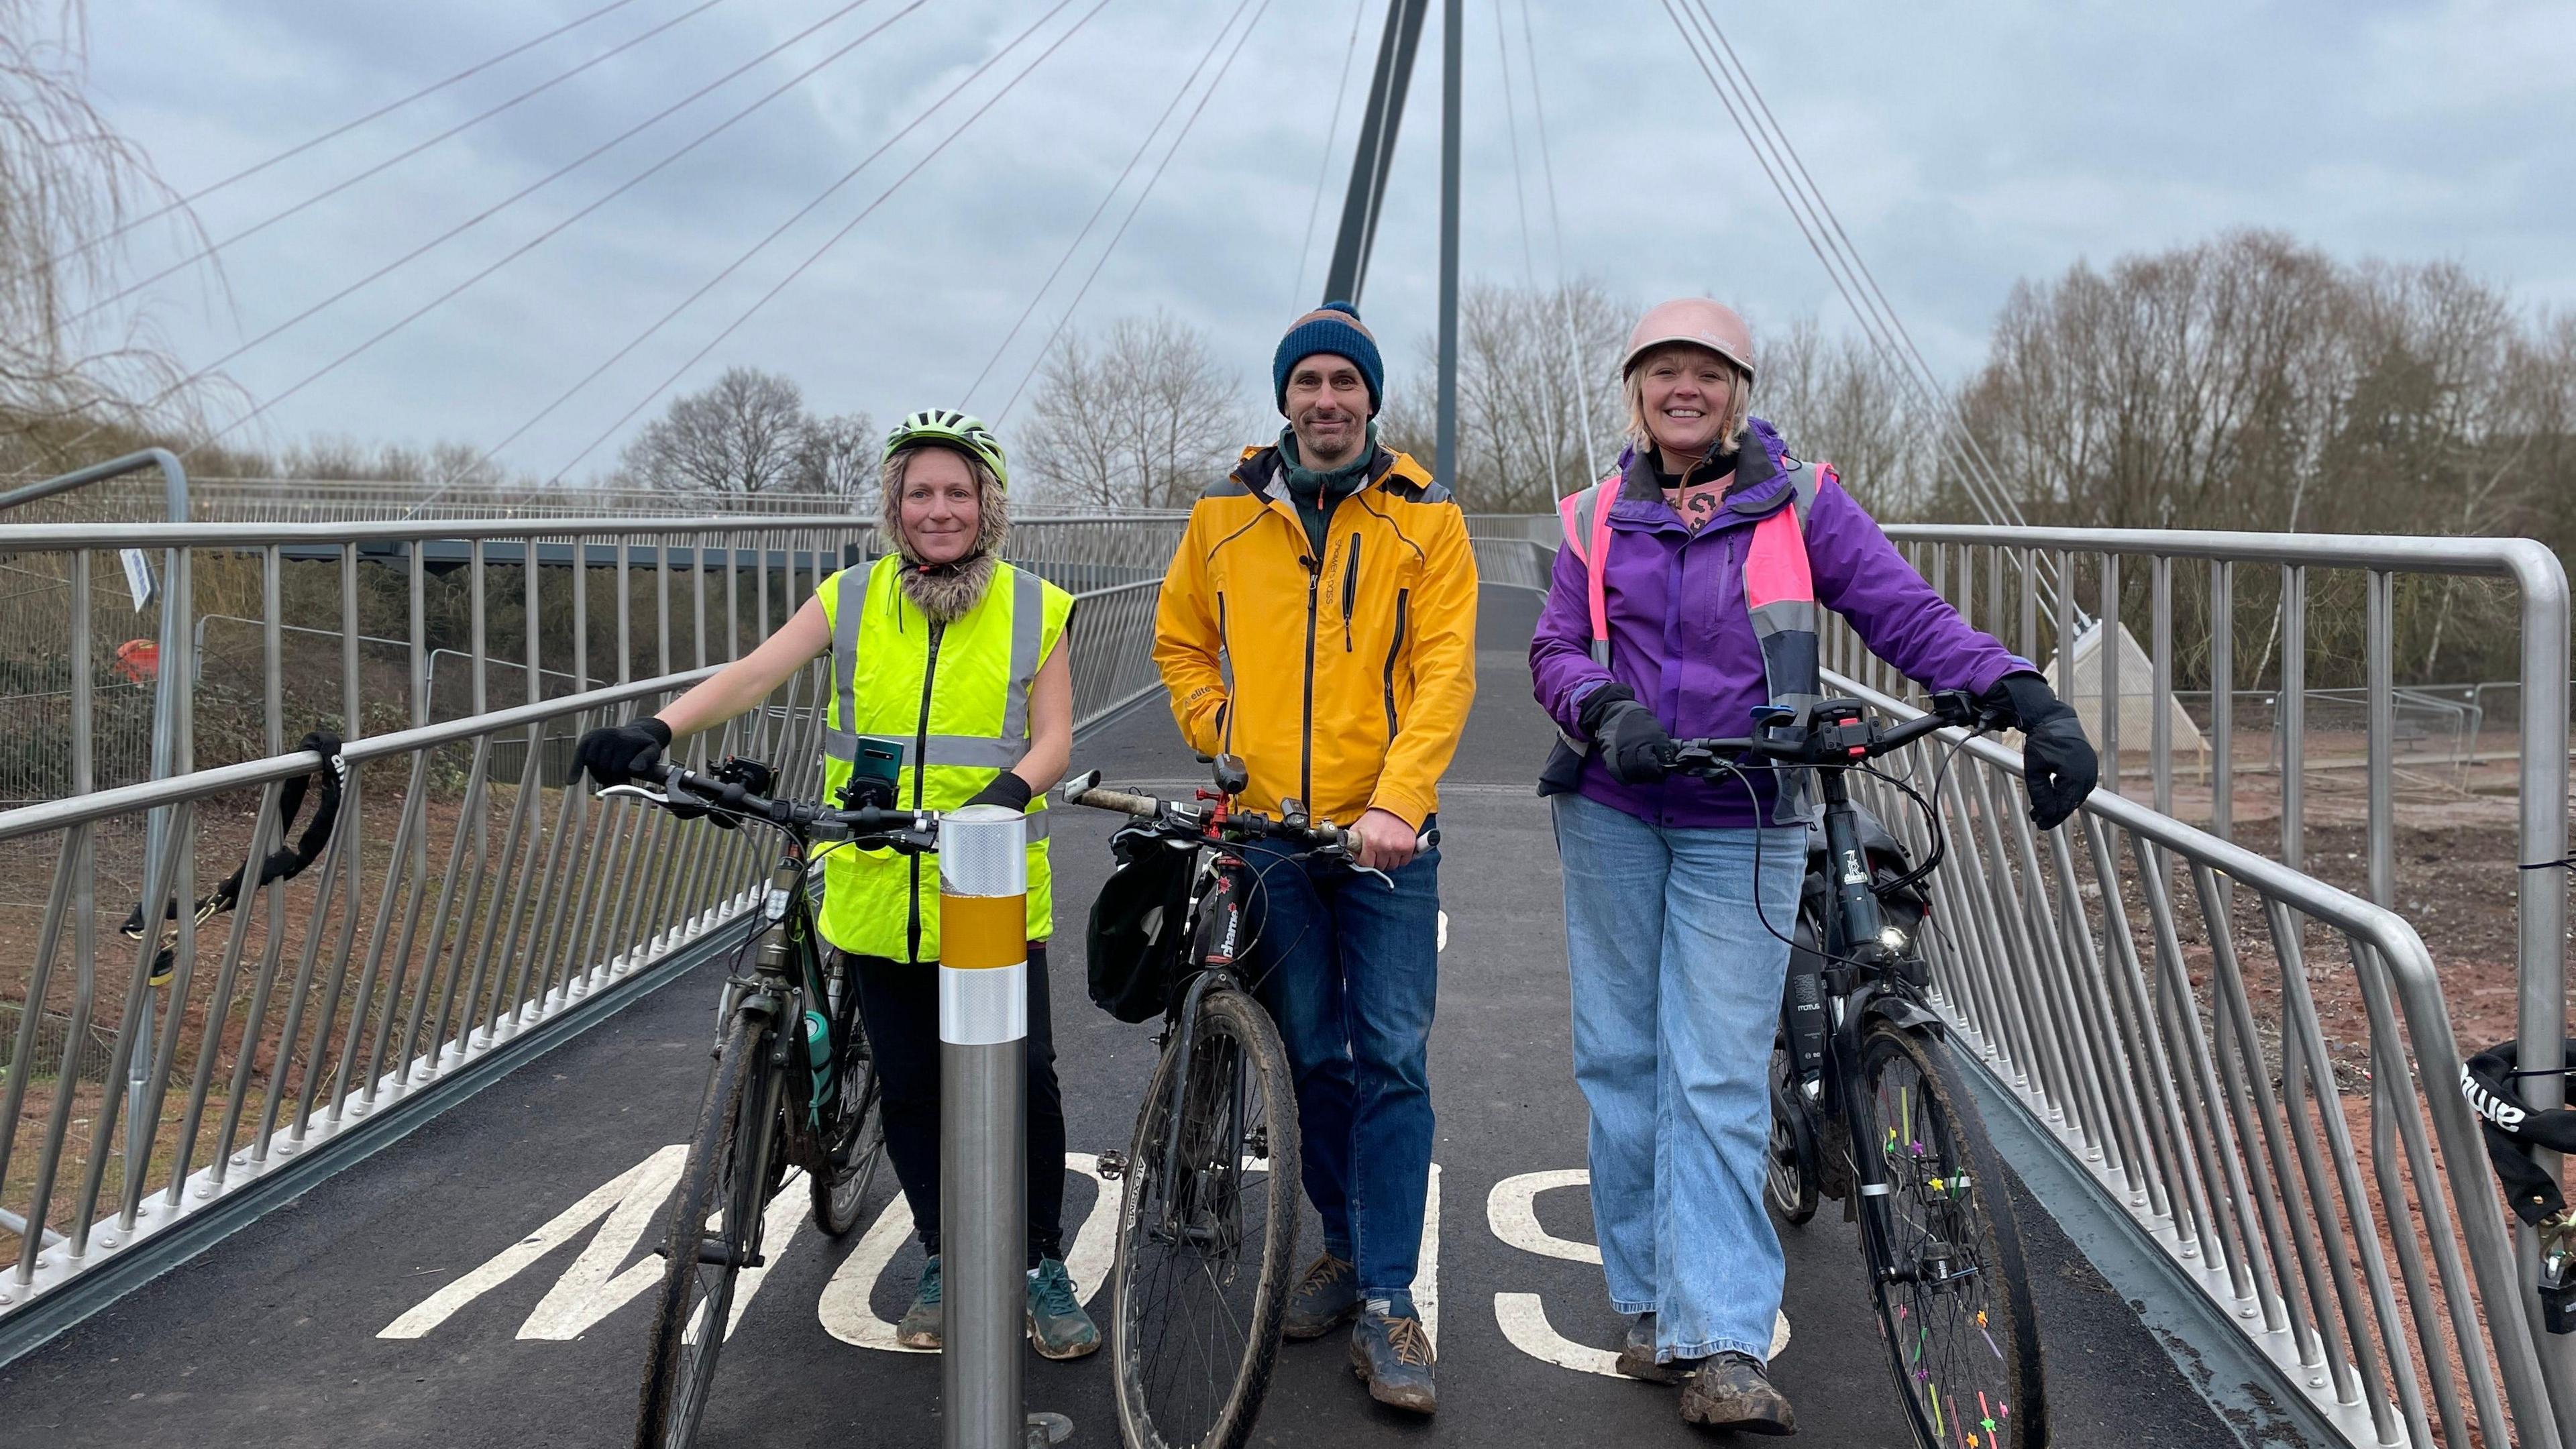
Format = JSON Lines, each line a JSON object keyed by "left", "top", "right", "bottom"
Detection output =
{"left": 938, "top": 959, "right": 1027, "bottom": 1044}
{"left": 1859, "top": 1182, "right": 1892, "bottom": 1197}
{"left": 1003, "top": 567, "right": 1042, "bottom": 745}
{"left": 830, "top": 566, "right": 861, "bottom": 737}
{"left": 824, "top": 730, "right": 1030, "bottom": 767}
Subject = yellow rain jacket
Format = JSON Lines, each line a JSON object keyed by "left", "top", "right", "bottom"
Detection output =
{"left": 1152, "top": 442, "right": 1477, "bottom": 830}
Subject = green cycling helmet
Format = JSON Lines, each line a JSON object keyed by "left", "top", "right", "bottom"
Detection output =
{"left": 883, "top": 408, "right": 1008, "bottom": 491}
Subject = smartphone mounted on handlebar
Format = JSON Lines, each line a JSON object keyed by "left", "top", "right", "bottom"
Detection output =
{"left": 835, "top": 736, "right": 906, "bottom": 812}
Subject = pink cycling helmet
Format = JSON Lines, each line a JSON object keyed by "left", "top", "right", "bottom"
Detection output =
{"left": 1621, "top": 298, "right": 1754, "bottom": 381}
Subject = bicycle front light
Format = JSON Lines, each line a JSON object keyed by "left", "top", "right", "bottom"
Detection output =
{"left": 1878, "top": 925, "right": 1909, "bottom": 953}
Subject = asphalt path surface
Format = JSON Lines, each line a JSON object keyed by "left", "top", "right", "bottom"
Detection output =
{"left": 1, "top": 635, "right": 2234, "bottom": 1448}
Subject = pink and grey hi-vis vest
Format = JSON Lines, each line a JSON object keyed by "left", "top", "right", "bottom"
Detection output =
{"left": 1555, "top": 459, "right": 1833, "bottom": 823}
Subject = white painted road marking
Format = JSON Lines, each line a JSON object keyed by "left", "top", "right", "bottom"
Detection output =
{"left": 1484, "top": 1168, "right": 1789, "bottom": 1375}
{"left": 820, "top": 1152, "right": 1123, "bottom": 1354}
{"left": 381, "top": 1145, "right": 688, "bottom": 1340}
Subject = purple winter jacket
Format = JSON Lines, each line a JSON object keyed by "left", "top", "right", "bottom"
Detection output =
{"left": 1529, "top": 417, "right": 2031, "bottom": 828}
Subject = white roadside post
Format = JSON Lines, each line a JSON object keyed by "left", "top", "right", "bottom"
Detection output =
{"left": 936, "top": 804, "right": 1069, "bottom": 1449}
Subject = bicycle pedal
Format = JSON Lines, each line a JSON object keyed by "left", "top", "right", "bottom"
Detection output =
{"left": 1095, "top": 1149, "right": 1128, "bottom": 1181}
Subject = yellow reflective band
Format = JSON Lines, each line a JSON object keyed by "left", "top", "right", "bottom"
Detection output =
{"left": 939, "top": 892, "right": 1027, "bottom": 970}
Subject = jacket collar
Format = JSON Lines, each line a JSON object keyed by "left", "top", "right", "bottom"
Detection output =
{"left": 1233, "top": 439, "right": 1420, "bottom": 502}
{"left": 1611, "top": 416, "right": 1794, "bottom": 524}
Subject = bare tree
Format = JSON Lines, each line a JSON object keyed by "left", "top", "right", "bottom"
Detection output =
{"left": 619, "top": 367, "right": 814, "bottom": 496}
{"left": 794, "top": 410, "right": 877, "bottom": 500}
{"left": 1756, "top": 317, "right": 1929, "bottom": 515}
{"left": 0, "top": 0, "right": 209, "bottom": 464}
{"left": 1020, "top": 312, "right": 1250, "bottom": 510}
{"left": 1381, "top": 279, "right": 1627, "bottom": 511}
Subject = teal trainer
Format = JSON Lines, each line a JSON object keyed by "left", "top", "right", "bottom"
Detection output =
{"left": 1282, "top": 1252, "right": 1360, "bottom": 1340}
{"left": 896, "top": 1254, "right": 943, "bottom": 1350}
{"left": 1348, "top": 1305, "right": 1436, "bottom": 1414}
{"left": 1025, "top": 1258, "right": 1102, "bottom": 1360}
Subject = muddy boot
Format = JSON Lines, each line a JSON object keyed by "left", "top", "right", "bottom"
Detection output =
{"left": 1347, "top": 1304, "right": 1436, "bottom": 1415}
{"left": 1679, "top": 1351, "right": 1795, "bottom": 1436}
{"left": 895, "top": 1255, "right": 943, "bottom": 1350}
{"left": 1614, "top": 1311, "right": 1698, "bottom": 1385}
{"left": 1281, "top": 1252, "right": 1360, "bottom": 1341}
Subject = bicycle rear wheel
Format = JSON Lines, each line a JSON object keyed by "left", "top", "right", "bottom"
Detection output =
{"left": 1853, "top": 1022, "right": 2045, "bottom": 1449}
{"left": 634, "top": 1010, "right": 776, "bottom": 1449}
{"left": 1766, "top": 1030, "right": 1820, "bottom": 1226}
{"left": 1111, "top": 987, "right": 1300, "bottom": 1449}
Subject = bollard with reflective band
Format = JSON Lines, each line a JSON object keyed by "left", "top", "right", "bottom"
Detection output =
{"left": 936, "top": 805, "right": 1069, "bottom": 1448}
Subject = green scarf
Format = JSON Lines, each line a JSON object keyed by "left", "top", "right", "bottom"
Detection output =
{"left": 1277, "top": 422, "right": 1378, "bottom": 559}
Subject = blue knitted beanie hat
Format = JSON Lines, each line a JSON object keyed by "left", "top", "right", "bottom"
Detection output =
{"left": 1273, "top": 301, "right": 1383, "bottom": 416}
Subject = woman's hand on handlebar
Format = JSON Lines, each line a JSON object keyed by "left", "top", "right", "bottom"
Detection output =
{"left": 576, "top": 717, "right": 670, "bottom": 788}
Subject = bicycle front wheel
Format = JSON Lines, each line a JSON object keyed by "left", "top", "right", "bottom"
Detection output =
{"left": 1854, "top": 1022, "right": 2045, "bottom": 1449}
{"left": 634, "top": 1010, "right": 777, "bottom": 1449}
{"left": 811, "top": 1015, "right": 885, "bottom": 1236}
{"left": 1111, "top": 987, "right": 1301, "bottom": 1449}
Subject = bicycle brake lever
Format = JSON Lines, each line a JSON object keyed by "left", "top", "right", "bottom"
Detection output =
{"left": 597, "top": 784, "right": 674, "bottom": 806}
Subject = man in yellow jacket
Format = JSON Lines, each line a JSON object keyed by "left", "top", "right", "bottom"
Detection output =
{"left": 1152, "top": 301, "right": 1477, "bottom": 1415}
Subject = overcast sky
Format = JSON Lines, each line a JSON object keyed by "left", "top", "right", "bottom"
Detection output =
{"left": 72, "top": 0, "right": 2576, "bottom": 480}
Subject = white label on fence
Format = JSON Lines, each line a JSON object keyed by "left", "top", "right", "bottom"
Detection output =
{"left": 120, "top": 549, "right": 157, "bottom": 611}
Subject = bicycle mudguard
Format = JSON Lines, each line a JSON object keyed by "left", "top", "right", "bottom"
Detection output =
{"left": 1862, "top": 991, "right": 1946, "bottom": 1038}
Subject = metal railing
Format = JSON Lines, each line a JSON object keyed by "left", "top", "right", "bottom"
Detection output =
{"left": 0, "top": 509, "right": 1169, "bottom": 1335}
{"left": 1842, "top": 669, "right": 2550, "bottom": 1448}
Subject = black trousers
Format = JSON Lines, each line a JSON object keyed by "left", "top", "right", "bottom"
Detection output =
{"left": 846, "top": 942, "right": 1068, "bottom": 1266}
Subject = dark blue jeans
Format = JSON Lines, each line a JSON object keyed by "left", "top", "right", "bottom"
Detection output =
{"left": 1240, "top": 820, "right": 1440, "bottom": 1307}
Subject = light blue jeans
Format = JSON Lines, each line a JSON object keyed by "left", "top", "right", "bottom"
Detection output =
{"left": 1550, "top": 791, "right": 1805, "bottom": 1363}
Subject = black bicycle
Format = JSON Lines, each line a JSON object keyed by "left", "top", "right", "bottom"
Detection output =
{"left": 596, "top": 755, "right": 930, "bottom": 1449}
{"left": 1672, "top": 692, "right": 2046, "bottom": 1449}
{"left": 1059, "top": 757, "right": 1401, "bottom": 1449}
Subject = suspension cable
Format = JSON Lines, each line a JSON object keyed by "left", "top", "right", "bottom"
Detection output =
{"left": 1290, "top": 0, "right": 1371, "bottom": 311}
{"left": 963, "top": 0, "right": 1263, "bottom": 408}
{"left": 60, "top": 0, "right": 649, "bottom": 262}
{"left": 171, "top": 0, "right": 922, "bottom": 456}
{"left": 1519, "top": 0, "right": 1595, "bottom": 489}
{"left": 1490, "top": 0, "right": 1536, "bottom": 289}
{"left": 70, "top": 0, "right": 738, "bottom": 327}
{"left": 453, "top": 0, "right": 1075, "bottom": 486}
{"left": 544, "top": 0, "right": 1116, "bottom": 484}
{"left": 995, "top": 0, "right": 1276, "bottom": 425}
{"left": 163, "top": 0, "right": 909, "bottom": 452}
{"left": 1684, "top": 3, "right": 2033, "bottom": 536}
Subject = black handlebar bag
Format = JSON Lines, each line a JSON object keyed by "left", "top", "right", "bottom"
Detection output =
{"left": 1085, "top": 826, "right": 1197, "bottom": 1024}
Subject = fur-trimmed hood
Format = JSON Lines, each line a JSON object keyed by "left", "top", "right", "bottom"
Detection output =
{"left": 878, "top": 455, "right": 1012, "bottom": 623}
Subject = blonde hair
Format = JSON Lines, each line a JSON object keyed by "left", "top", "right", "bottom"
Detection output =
{"left": 1623, "top": 343, "right": 1750, "bottom": 458}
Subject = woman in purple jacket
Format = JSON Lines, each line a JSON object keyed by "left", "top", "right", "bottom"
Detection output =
{"left": 1529, "top": 299, "right": 2096, "bottom": 1434}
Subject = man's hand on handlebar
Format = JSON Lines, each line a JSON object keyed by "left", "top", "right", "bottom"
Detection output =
{"left": 1350, "top": 807, "right": 1423, "bottom": 871}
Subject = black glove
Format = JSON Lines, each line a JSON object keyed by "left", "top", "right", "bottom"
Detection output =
{"left": 576, "top": 716, "right": 671, "bottom": 789}
{"left": 963, "top": 771, "right": 1034, "bottom": 812}
{"left": 1579, "top": 683, "right": 1676, "bottom": 786}
{"left": 1978, "top": 673, "right": 2098, "bottom": 830}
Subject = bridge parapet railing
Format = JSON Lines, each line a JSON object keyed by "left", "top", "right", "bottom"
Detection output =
{"left": 0, "top": 510, "right": 1165, "bottom": 1341}
{"left": 1845, "top": 669, "right": 2552, "bottom": 1449}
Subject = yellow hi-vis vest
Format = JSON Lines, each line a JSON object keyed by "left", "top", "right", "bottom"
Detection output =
{"left": 816, "top": 554, "right": 1073, "bottom": 962}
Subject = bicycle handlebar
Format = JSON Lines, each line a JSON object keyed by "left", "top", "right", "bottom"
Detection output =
{"left": 1670, "top": 690, "right": 1982, "bottom": 772}
{"left": 1057, "top": 769, "right": 1367, "bottom": 851}
{"left": 624, "top": 759, "right": 941, "bottom": 851}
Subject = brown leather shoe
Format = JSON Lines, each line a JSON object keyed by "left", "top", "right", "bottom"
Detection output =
{"left": 1679, "top": 1351, "right": 1796, "bottom": 1435}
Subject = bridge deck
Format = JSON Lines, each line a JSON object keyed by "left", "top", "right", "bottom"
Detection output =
{"left": 0, "top": 643, "right": 2233, "bottom": 1447}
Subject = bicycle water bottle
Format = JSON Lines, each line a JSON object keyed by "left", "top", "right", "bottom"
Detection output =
{"left": 804, "top": 1009, "right": 831, "bottom": 1116}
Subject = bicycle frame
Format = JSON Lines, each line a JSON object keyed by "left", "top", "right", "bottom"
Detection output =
{"left": 1143, "top": 845, "right": 1260, "bottom": 1245}
{"left": 710, "top": 842, "right": 851, "bottom": 1195}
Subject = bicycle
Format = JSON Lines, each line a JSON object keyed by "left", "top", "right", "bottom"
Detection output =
{"left": 594, "top": 755, "right": 932, "bottom": 1449}
{"left": 1670, "top": 691, "right": 2047, "bottom": 1449}
{"left": 1057, "top": 756, "right": 1411, "bottom": 1449}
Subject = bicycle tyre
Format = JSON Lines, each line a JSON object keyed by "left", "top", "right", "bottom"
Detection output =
{"left": 1766, "top": 1031, "right": 1821, "bottom": 1226}
{"left": 1111, "top": 987, "right": 1301, "bottom": 1449}
{"left": 811, "top": 1016, "right": 885, "bottom": 1236}
{"left": 1852, "top": 1022, "right": 2045, "bottom": 1449}
{"left": 634, "top": 1010, "right": 775, "bottom": 1449}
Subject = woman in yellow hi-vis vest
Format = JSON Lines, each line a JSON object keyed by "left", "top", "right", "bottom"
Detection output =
{"left": 572, "top": 410, "right": 1097, "bottom": 1360}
